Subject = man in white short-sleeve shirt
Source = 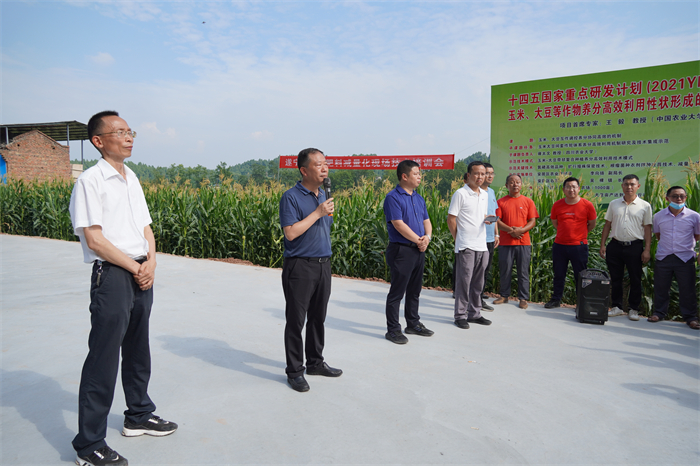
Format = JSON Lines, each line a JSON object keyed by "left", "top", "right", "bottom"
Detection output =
{"left": 447, "top": 161, "right": 493, "bottom": 329}
{"left": 599, "top": 174, "right": 652, "bottom": 321}
{"left": 69, "top": 111, "right": 177, "bottom": 466}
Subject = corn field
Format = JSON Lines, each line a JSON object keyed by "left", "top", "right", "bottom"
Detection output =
{"left": 2, "top": 162, "right": 698, "bottom": 320}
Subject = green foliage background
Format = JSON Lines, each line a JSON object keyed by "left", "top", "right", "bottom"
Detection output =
{"left": 3, "top": 161, "right": 699, "bottom": 321}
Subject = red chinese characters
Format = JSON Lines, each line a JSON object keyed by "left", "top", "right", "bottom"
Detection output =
{"left": 278, "top": 155, "right": 455, "bottom": 170}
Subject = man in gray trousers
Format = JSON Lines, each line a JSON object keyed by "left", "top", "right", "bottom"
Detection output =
{"left": 447, "top": 161, "right": 493, "bottom": 329}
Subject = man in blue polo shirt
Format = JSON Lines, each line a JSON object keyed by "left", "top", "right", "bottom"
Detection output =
{"left": 279, "top": 148, "right": 343, "bottom": 392}
{"left": 383, "top": 160, "right": 434, "bottom": 344}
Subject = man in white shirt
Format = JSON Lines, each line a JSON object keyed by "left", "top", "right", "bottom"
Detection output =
{"left": 448, "top": 161, "right": 492, "bottom": 329}
{"left": 69, "top": 111, "right": 177, "bottom": 466}
{"left": 599, "top": 174, "right": 652, "bottom": 321}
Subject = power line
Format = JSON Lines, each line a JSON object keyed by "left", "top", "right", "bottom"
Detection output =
{"left": 454, "top": 137, "right": 490, "bottom": 158}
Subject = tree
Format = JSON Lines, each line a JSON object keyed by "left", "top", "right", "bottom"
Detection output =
{"left": 251, "top": 164, "right": 267, "bottom": 185}
{"left": 215, "top": 162, "right": 233, "bottom": 181}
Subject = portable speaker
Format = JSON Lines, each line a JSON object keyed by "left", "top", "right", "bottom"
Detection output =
{"left": 575, "top": 268, "right": 610, "bottom": 325}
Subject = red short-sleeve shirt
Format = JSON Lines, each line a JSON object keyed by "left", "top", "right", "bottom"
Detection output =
{"left": 550, "top": 198, "right": 597, "bottom": 245}
{"left": 496, "top": 195, "right": 539, "bottom": 246}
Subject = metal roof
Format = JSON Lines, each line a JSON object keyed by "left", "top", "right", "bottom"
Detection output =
{"left": 1, "top": 121, "right": 88, "bottom": 144}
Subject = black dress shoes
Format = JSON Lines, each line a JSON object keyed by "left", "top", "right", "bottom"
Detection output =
{"left": 481, "top": 300, "right": 494, "bottom": 311}
{"left": 454, "top": 319, "right": 470, "bottom": 329}
{"left": 287, "top": 375, "right": 310, "bottom": 392}
{"left": 306, "top": 362, "right": 343, "bottom": 377}
{"left": 467, "top": 316, "right": 492, "bottom": 325}
{"left": 544, "top": 299, "right": 561, "bottom": 309}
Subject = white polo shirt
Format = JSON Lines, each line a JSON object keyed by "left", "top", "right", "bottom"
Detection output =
{"left": 604, "top": 195, "right": 653, "bottom": 242}
{"left": 448, "top": 184, "right": 488, "bottom": 253}
{"left": 69, "top": 158, "right": 152, "bottom": 263}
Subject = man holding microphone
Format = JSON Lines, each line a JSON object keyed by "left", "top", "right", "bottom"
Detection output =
{"left": 279, "top": 148, "right": 343, "bottom": 392}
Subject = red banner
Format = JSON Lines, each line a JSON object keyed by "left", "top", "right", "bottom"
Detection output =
{"left": 278, "top": 154, "right": 455, "bottom": 170}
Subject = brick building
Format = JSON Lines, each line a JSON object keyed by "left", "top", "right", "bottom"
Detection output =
{"left": 1, "top": 121, "right": 88, "bottom": 183}
{"left": 0, "top": 131, "right": 71, "bottom": 182}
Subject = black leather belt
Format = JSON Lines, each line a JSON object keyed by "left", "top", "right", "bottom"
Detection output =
{"left": 95, "top": 256, "right": 147, "bottom": 267}
{"left": 612, "top": 238, "right": 642, "bottom": 247}
{"left": 391, "top": 242, "right": 418, "bottom": 248}
{"left": 294, "top": 257, "right": 330, "bottom": 263}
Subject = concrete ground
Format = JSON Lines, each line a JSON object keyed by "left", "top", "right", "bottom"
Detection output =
{"left": 1, "top": 234, "right": 699, "bottom": 465}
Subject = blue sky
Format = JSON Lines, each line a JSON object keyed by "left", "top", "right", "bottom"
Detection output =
{"left": 2, "top": 0, "right": 698, "bottom": 168}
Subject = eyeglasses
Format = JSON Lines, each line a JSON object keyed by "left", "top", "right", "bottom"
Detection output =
{"left": 96, "top": 130, "right": 137, "bottom": 139}
{"left": 668, "top": 194, "right": 687, "bottom": 200}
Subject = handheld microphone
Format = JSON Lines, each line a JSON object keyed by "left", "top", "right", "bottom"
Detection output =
{"left": 323, "top": 177, "right": 333, "bottom": 217}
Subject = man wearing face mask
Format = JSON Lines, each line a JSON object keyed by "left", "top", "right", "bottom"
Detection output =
{"left": 648, "top": 186, "right": 700, "bottom": 330}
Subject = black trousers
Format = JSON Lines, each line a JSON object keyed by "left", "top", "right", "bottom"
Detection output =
{"left": 552, "top": 243, "right": 589, "bottom": 301}
{"left": 385, "top": 243, "right": 424, "bottom": 332}
{"left": 482, "top": 241, "right": 495, "bottom": 298}
{"left": 73, "top": 261, "right": 156, "bottom": 456}
{"left": 282, "top": 257, "right": 331, "bottom": 378}
{"left": 605, "top": 239, "right": 644, "bottom": 310}
{"left": 653, "top": 254, "right": 699, "bottom": 323}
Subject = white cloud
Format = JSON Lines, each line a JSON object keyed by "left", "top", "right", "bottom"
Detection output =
{"left": 2, "top": 1, "right": 698, "bottom": 168}
{"left": 139, "top": 122, "right": 178, "bottom": 140}
{"left": 140, "top": 121, "right": 161, "bottom": 134}
{"left": 251, "top": 130, "right": 273, "bottom": 140}
{"left": 89, "top": 52, "right": 115, "bottom": 66}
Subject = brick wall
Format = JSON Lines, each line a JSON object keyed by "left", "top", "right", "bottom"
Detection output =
{"left": 0, "top": 130, "right": 71, "bottom": 182}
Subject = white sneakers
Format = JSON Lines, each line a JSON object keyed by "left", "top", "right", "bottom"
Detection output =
{"left": 608, "top": 307, "right": 641, "bottom": 320}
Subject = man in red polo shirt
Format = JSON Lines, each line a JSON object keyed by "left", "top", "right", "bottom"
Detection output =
{"left": 545, "top": 177, "right": 597, "bottom": 308}
{"left": 494, "top": 174, "right": 539, "bottom": 309}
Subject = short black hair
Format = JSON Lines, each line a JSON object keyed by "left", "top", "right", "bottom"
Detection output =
{"left": 483, "top": 162, "right": 493, "bottom": 169}
{"left": 87, "top": 110, "right": 119, "bottom": 149}
{"left": 505, "top": 174, "right": 521, "bottom": 185}
{"left": 397, "top": 160, "right": 420, "bottom": 182}
{"left": 297, "top": 148, "right": 324, "bottom": 174}
{"left": 622, "top": 174, "right": 639, "bottom": 183}
{"left": 666, "top": 186, "right": 686, "bottom": 196}
{"left": 468, "top": 161, "right": 485, "bottom": 174}
{"left": 562, "top": 177, "right": 579, "bottom": 190}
